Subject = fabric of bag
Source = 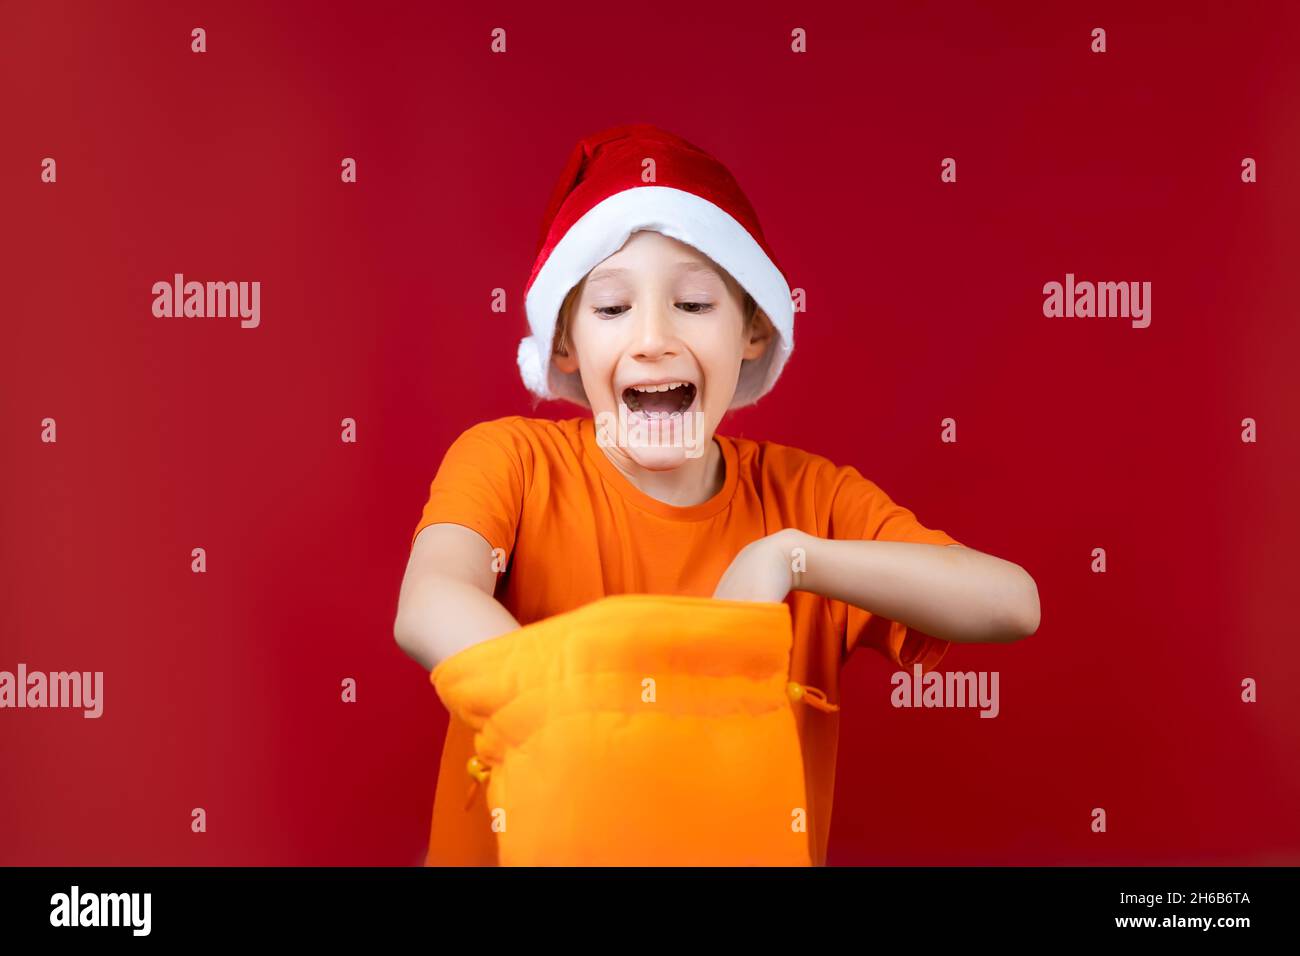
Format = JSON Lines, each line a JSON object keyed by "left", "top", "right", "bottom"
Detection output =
{"left": 429, "top": 594, "right": 814, "bottom": 866}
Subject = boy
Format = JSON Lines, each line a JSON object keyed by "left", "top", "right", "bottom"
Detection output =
{"left": 394, "top": 123, "right": 1040, "bottom": 866}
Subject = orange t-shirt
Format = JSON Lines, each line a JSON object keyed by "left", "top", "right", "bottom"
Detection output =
{"left": 408, "top": 415, "right": 961, "bottom": 866}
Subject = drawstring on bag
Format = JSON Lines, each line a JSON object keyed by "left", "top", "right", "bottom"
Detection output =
{"left": 464, "top": 755, "right": 490, "bottom": 810}
{"left": 787, "top": 680, "right": 840, "bottom": 713}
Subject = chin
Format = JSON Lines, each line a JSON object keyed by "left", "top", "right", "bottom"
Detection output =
{"left": 627, "top": 444, "right": 697, "bottom": 471}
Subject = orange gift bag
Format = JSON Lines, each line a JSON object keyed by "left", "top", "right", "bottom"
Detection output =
{"left": 428, "top": 594, "right": 838, "bottom": 866}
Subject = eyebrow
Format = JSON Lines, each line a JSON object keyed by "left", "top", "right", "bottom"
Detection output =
{"left": 586, "top": 262, "right": 723, "bottom": 284}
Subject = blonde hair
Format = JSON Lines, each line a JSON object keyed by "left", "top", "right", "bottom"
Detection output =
{"left": 551, "top": 280, "right": 768, "bottom": 358}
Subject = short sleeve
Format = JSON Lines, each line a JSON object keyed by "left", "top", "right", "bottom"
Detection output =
{"left": 828, "top": 466, "right": 962, "bottom": 670}
{"left": 409, "top": 418, "right": 532, "bottom": 557}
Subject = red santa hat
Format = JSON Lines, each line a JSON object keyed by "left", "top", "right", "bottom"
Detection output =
{"left": 519, "top": 123, "right": 794, "bottom": 408}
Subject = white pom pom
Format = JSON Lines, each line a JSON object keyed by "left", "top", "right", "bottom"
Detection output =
{"left": 516, "top": 336, "right": 552, "bottom": 398}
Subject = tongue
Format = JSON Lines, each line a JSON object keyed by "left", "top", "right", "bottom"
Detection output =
{"left": 635, "top": 389, "right": 685, "bottom": 414}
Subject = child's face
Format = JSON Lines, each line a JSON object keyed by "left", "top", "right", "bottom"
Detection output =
{"left": 553, "top": 229, "right": 771, "bottom": 472}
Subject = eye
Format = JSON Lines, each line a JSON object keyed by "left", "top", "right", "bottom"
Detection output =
{"left": 593, "top": 305, "right": 630, "bottom": 318}
{"left": 676, "top": 301, "right": 714, "bottom": 314}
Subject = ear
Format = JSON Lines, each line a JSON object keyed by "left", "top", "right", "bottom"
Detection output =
{"left": 553, "top": 344, "right": 579, "bottom": 374}
{"left": 742, "top": 309, "right": 775, "bottom": 361}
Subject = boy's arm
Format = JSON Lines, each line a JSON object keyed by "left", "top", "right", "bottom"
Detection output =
{"left": 393, "top": 523, "right": 521, "bottom": 672}
{"left": 794, "top": 533, "right": 1039, "bottom": 643}
{"left": 714, "top": 529, "right": 1039, "bottom": 644}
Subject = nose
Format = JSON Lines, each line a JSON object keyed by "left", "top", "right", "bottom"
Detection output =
{"left": 630, "top": 300, "right": 679, "bottom": 361}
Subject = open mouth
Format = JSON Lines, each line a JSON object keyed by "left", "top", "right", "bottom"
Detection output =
{"left": 622, "top": 381, "right": 697, "bottom": 415}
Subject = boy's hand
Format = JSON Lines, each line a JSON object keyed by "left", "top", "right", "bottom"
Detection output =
{"left": 712, "top": 529, "right": 806, "bottom": 603}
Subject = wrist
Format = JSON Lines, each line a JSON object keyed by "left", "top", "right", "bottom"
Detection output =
{"left": 771, "top": 528, "right": 813, "bottom": 593}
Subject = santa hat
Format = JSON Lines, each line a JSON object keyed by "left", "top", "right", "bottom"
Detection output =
{"left": 518, "top": 123, "right": 794, "bottom": 409}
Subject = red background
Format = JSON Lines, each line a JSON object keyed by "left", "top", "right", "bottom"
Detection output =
{"left": 2, "top": 0, "right": 1297, "bottom": 865}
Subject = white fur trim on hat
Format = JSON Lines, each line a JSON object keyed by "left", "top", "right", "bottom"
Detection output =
{"left": 519, "top": 186, "right": 793, "bottom": 409}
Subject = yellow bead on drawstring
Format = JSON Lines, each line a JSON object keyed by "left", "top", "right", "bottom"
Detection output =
{"left": 466, "top": 755, "right": 490, "bottom": 782}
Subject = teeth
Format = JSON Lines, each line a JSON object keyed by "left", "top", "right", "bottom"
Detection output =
{"left": 630, "top": 382, "right": 688, "bottom": 393}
